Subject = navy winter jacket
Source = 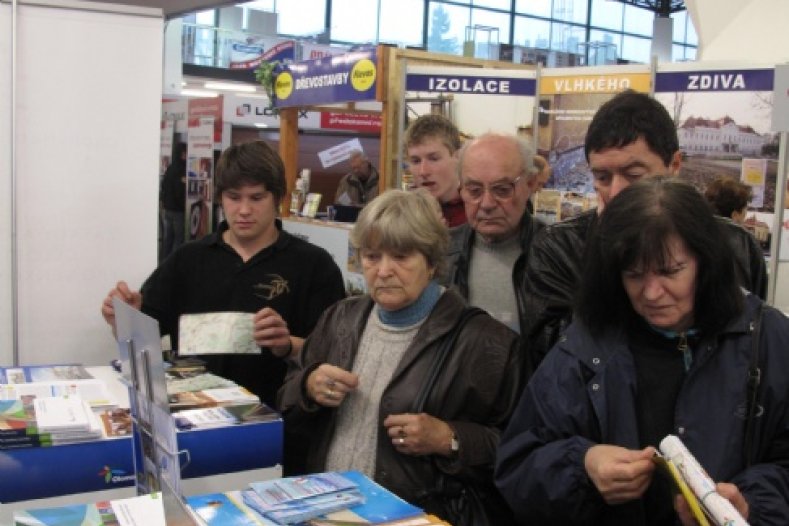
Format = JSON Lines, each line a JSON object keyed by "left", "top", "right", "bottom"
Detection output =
{"left": 495, "top": 293, "right": 789, "bottom": 525}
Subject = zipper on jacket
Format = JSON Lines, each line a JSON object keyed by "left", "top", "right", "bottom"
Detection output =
{"left": 678, "top": 332, "right": 692, "bottom": 372}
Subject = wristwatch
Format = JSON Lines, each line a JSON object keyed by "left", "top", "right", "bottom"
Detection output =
{"left": 450, "top": 433, "right": 460, "bottom": 455}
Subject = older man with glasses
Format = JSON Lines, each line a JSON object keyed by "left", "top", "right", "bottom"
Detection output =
{"left": 444, "top": 133, "right": 544, "bottom": 369}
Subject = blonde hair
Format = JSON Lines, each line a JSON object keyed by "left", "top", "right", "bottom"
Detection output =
{"left": 350, "top": 189, "right": 448, "bottom": 277}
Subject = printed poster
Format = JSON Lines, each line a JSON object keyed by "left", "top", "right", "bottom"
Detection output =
{"left": 742, "top": 158, "right": 768, "bottom": 208}
{"left": 186, "top": 116, "right": 214, "bottom": 241}
{"left": 654, "top": 66, "right": 777, "bottom": 255}
{"left": 537, "top": 66, "right": 651, "bottom": 201}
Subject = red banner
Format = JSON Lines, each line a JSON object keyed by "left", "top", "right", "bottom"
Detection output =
{"left": 320, "top": 112, "right": 381, "bottom": 133}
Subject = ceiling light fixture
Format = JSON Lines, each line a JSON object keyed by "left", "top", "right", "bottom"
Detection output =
{"left": 181, "top": 89, "right": 219, "bottom": 98}
{"left": 204, "top": 82, "right": 257, "bottom": 93}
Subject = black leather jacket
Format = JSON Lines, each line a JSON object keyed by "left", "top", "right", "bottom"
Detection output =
{"left": 278, "top": 289, "right": 522, "bottom": 508}
{"left": 444, "top": 211, "right": 544, "bottom": 372}
{"left": 523, "top": 209, "right": 768, "bottom": 368}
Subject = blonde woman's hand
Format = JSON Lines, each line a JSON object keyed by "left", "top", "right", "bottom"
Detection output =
{"left": 383, "top": 413, "right": 454, "bottom": 457}
{"left": 305, "top": 364, "right": 358, "bottom": 407}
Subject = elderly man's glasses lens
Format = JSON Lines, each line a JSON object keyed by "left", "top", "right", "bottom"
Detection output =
{"left": 462, "top": 175, "right": 523, "bottom": 202}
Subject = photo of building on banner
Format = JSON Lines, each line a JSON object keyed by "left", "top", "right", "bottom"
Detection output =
{"left": 654, "top": 66, "right": 778, "bottom": 256}
{"left": 186, "top": 116, "right": 214, "bottom": 241}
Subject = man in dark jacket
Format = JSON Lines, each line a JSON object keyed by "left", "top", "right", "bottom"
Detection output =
{"left": 523, "top": 90, "right": 767, "bottom": 368}
{"left": 445, "top": 133, "right": 543, "bottom": 371}
{"left": 334, "top": 150, "right": 379, "bottom": 206}
{"left": 160, "top": 142, "right": 187, "bottom": 261}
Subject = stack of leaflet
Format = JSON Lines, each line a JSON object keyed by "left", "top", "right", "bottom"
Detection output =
{"left": 243, "top": 472, "right": 365, "bottom": 524}
{"left": 1, "top": 396, "right": 103, "bottom": 449}
{"left": 169, "top": 385, "right": 260, "bottom": 412}
{"left": 187, "top": 471, "right": 438, "bottom": 526}
{"left": 0, "top": 364, "right": 117, "bottom": 409}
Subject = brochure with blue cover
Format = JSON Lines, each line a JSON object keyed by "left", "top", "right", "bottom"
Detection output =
{"left": 188, "top": 491, "right": 275, "bottom": 525}
{"left": 323, "top": 471, "right": 424, "bottom": 524}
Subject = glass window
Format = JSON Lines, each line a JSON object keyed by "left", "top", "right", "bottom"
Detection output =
{"left": 473, "top": 0, "right": 510, "bottom": 9}
{"left": 513, "top": 15, "right": 551, "bottom": 48}
{"left": 621, "top": 34, "right": 651, "bottom": 63}
{"left": 515, "top": 0, "right": 551, "bottom": 18}
{"left": 195, "top": 9, "right": 216, "bottom": 25}
{"left": 588, "top": 29, "right": 621, "bottom": 63}
{"left": 471, "top": 7, "right": 510, "bottom": 44}
{"left": 379, "top": 0, "right": 424, "bottom": 46}
{"left": 239, "top": 1, "right": 274, "bottom": 11}
{"left": 331, "top": 0, "right": 378, "bottom": 43}
{"left": 551, "top": 22, "right": 586, "bottom": 53}
{"left": 553, "top": 0, "right": 588, "bottom": 25}
{"left": 671, "top": 9, "right": 687, "bottom": 42}
{"left": 275, "top": 0, "right": 325, "bottom": 36}
{"left": 672, "top": 44, "right": 686, "bottom": 62}
{"left": 685, "top": 16, "right": 698, "bottom": 45}
{"left": 590, "top": 0, "right": 622, "bottom": 31}
{"left": 427, "top": 2, "right": 471, "bottom": 55}
{"left": 684, "top": 45, "right": 697, "bottom": 60}
{"left": 622, "top": 5, "right": 653, "bottom": 37}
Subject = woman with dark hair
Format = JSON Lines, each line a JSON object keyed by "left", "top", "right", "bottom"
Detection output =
{"left": 495, "top": 177, "right": 789, "bottom": 525}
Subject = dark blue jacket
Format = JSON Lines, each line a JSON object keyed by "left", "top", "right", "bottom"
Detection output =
{"left": 495, "top": 293, "right": 789, "bottom": 525}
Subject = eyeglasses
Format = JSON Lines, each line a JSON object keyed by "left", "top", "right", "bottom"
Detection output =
{"left": 461, "top": 175, "right": 523, "bottom": 203}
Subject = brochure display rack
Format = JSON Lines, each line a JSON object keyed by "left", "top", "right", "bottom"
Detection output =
{"left": 0, "top": 304, "right": 283, "bottom": 522}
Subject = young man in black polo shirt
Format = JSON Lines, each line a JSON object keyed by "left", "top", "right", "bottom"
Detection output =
{"left": 102, "top": 140, "right": 345, "bottom": 410}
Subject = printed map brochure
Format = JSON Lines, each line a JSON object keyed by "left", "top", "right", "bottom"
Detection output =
{"left": 179, "top": 312, "right": 258, "bottom": 355}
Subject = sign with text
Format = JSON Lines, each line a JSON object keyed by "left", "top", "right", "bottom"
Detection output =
{"left": 274, "top": 49, "right": 378, "bottom": 108}
{"left": 318, "top": 138, "right": 363, "bottom": 169}
{"left": 406, "top": 73, "right": 536, "bottom": 96}
{"left": 654, "top": 68, "right": 774, "bottom": 93}
{"left": 541, "top": 72, "right": 650, "bottom": 95}
{"left": 320, "top": 112, "right": 381, "bottom": 133}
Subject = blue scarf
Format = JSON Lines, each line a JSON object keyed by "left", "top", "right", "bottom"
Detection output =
{"left": 649, "top": 325, "right": 699, "bottom": 372}
{"left": 377, "top": 281, "right": 442, "bottom": 327}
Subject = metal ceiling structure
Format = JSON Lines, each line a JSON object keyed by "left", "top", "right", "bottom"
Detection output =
{"left": 83, "top": 0, "right": 235, "bottom": 19}
{"left": 610, "top": 0, "right": 686, "bottom": 16}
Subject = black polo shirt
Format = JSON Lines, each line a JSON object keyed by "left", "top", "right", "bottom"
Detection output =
{"left": 141, "top": 220, "right": 345, "bottom": 407}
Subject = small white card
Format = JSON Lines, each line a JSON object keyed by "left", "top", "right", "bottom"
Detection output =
{"left": 178, "top": 312, "right": 258, "bottom": 355}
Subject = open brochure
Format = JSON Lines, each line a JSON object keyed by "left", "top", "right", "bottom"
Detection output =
{"left": 654, "top": 435, "right": 749, "bottom": 526}
{"left": 178, "top": 312, "right": 258, "bottom": 355}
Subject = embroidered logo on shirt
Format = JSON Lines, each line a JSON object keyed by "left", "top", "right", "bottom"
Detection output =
{"left": 253, "top": 274, "right": 290, "bottom": 300}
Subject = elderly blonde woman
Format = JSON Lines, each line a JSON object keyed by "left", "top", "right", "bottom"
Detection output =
{"left": 278, "top": 189, "right": 522, "bottom": 524}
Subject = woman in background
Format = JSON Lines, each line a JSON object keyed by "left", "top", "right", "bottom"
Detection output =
{"left": 704, "top": 176, "right": 752, "bottom": 224}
